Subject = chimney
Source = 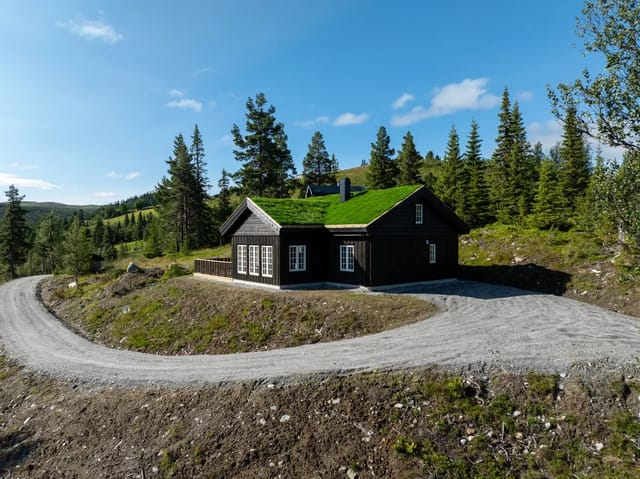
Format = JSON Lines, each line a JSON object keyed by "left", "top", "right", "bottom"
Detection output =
{"left": 339, "top": 177, "right": 351, "bottom": 202}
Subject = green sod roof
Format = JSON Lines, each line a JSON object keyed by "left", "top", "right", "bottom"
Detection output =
{"left": 252, "top": 185, "right": 421, "bottom": 226}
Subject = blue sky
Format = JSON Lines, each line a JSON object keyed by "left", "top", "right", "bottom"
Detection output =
{"left": 0, "top": 0, "right": 615, "bottom": 204}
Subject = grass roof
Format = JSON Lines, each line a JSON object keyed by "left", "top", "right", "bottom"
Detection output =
{"left": 252, "top": 185, "right": 421, "bottom": 226}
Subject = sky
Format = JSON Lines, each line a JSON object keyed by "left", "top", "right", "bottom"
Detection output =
{"left": 0, "top": 0, "right": 620, "bottom": 205}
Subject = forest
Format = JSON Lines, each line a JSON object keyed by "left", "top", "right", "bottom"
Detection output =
{"left": 0, "top": 0, "right": 638, "bottom": 281}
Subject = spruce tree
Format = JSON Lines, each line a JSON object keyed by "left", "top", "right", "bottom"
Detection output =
{"left": 422, "top": 151, "right": 441, "bottom": 190}
{"left": 531, "top": 158, "right": 567, "bottom": 229}
{"left": 397, "top": 131, "right": 422, "bottom": 185}
{"left": 436, "top": 125, "right": 464, "bottom": 214}
{"left": 508, "top": 101, "right": 535, "bottom": 220}
{"left": 0, "top": 185, "right": 30, "bottom": 278}
{"left": 231, "top": 93, "right": 296, "bottom": 198}
{"left": 489, "top": 87, "right": 514, "bottom": 217}
{"left": 462, "top": 120, "right": 490, "bottom": 227}
{"left": 302, "top": 131, "right": 337, "bottom": 186}
{"left": 367, "top": 126, "right": 397, "bottom": 189}
{"left": 558, "top": 106, "right": 590, "bottom": 210}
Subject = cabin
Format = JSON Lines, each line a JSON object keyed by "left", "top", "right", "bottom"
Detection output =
{"left": 195, "top": 179, "right": 469, "bottom": 288}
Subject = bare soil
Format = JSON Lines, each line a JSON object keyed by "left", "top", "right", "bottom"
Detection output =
{"left": 1, "top": 354, "right": 639, "bottom": 478}
{"left": 39, "top": 272, "right": 434, "bottom": 355}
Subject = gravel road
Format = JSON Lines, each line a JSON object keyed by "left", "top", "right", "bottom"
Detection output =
{"left": 1, "top": 275, "right": 639, "bottom": 386}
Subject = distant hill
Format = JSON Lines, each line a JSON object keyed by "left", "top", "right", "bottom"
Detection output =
{"left": 336, "top": 165, "right": 368, "bottom": 187}
{"left": 0, "top": 201, "right": 100, "bottom": 224}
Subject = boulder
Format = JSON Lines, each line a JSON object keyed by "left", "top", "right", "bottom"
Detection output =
{"left": 127, "top": 262, "right": 142, "bottom": 274}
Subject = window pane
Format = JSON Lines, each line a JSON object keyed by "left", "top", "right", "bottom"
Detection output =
{"left": 261, "top": 246, "right": 272, "bottom": 277}
{"left": 237, "top": 245, "right": 247, "bottom": 274}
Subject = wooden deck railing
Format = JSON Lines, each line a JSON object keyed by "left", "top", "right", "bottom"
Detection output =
{"left": 194, "top": 257, "right": 232, "bottom": 277}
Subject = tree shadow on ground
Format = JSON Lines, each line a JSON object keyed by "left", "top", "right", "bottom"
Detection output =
{"left": 0, "top": 428, "right": 40, "bottom": 475}
{"left": 458, "top": 263, "right": 572, "bottom": 296}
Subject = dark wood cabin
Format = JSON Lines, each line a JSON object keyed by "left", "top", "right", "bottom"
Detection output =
{"left": 207, "top": 180, "right": 469, "bottom": 288}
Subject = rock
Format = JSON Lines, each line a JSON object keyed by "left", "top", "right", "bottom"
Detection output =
{"left": 68, "top": 282, "right": 77, "bottom": 289}
{"left": 595, "top": 442, "right": 604, "bottom": 452}
{"left": 513, "top": 410, "right": 522, "bottom": 418}
{"left": 279, "top": 414, "right": 290, "bottom": 423}
{"left": 347, "top": 467, "right": 358, "bottom": 479}
{"left": 127, "top": 262, "right": 142, "bottom": 274}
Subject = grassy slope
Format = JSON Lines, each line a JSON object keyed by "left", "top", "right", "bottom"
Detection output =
{"left": 41, "top": 273, "right": 433, "bottom": 355}
{"left": 459, "top": 224, "right": 640, "bottom": 317}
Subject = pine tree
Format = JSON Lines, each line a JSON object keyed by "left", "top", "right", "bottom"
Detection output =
{"left": 397, "top": 131, "right": 422, "bottom": 185}
{"left": 302, "top": 131, "right": 337, "bottom": 186}
{"left": 63, "top": 214, "right": 92, "bottom": 286}
{"left": 213, "top": 169, "right": 234, "bottom": 228}
{"left": 93, "top": 217, "right": 105, "bottom": 253}
{"left": 461, "top": 120, "right": 490, "bottom": 227}
{"left": 421, "top": 151, "right": 441, "bottom": 190}
{"left": 367, "top": 126, "right": 397, "bottom": 189}
{"left": 231, "top": 93, "right": 296, "bottom": 198}
{"left": 33, "top": 212, "right": 64, "bottom": 274}
{"left": 558, "top": 106, "right": 590, "bottom": 211}
{"left": 436, "top": 125, "right": 464, "bottom": 214}
{"left": 156, "top": 131, "right": 213, "bottom": 252}
{"left": 190, "top": 124, "right": 209, "bottom": 194}
{"left": 0, "top": 185, "right": 30, "bottom": 278}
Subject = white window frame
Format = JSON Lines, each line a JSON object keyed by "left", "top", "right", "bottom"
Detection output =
{"left": 248, "top": 245, "right": 259, "bottom": 276}
{"left": 429, "top": 243, "right": 437, "bottom": 264}
{"left": 237, "top": 244, "right": 247, "bottom": 274}
{"left": 289, "top": 245, "right": 306, "bottom": 272}
{"left": 415, "top": 203, "right": 423, "bottom": 224}
{"left": 340, "top": 245, "right": 355, "bottom": 272}
{"left": 261, "top": 245, "right": 273, "bottom": 278}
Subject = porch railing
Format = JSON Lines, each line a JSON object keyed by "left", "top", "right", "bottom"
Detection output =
{"left": 194, "top": 257, "right": 232, "bottom": 277}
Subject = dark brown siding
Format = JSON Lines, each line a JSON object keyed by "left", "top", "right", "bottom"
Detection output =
{"left": 279, "top": 229, "right": 329, "bottom": 286}
{"left": 235, "top": 211, "right": 278, "bottom": 236}
{"left": 369, "top": 192, "right": 455, "bottom": 237}
{"left": 368, "top": 234, "right": 458, "bottom": 286}
{"left": 327, "top": 235, "right": 369, "bottom": 285}
{"left": 231, "top": 235, "right": 280, "bottom": 286}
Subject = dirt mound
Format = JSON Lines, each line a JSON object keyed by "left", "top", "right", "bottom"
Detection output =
{"left": 1, "top": 356, "right": 638, "bottom": 478}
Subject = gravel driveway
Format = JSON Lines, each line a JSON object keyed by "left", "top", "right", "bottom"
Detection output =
{"left": 0, "top": 275, "right": 638, "bottom": 386}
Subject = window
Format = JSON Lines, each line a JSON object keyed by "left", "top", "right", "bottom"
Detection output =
{"left": 248, "top": 245, "right": 259, "bottom": 276}
{"left": 289, "top": 245, "right": 306, "bottom": 272}
{"left": 340, "top": 245, "right": 355, "bottom": 272}
{"left": 429, "top": 243, "right": 437, "bottom": 264}
{"left": 261, "top": 246, "right": 273, "bottom": 277}
{"left": 237, "top": 245, "right": 247, "bottom": 274}
{"left": 415, "top": 204, "right": 423, "bottom": 224}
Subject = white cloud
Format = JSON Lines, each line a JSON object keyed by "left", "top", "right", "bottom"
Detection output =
{"left": 220, "top": 134, "right": 234, "bottom": 146}
{"left": 527, "top": 119, "right": 625, "bottom": 160}
{"left": 9, "top": 162, "right": 37, "bottom": 171}
{"left": 107, "top": 171, "right": 142, "bottom": 180}
{"left": 296, "top": 116, "right": 330, "bottom": 128}
{"left": 527, "top": 120, "right": 563, "bottom": 151}
{"left": 392, "top": 93, "right": 416, "bottom": 110}
{"left": 94, "top": 192, "right": 119, "bottom": 198}
{"left": 167, "top": 98, "right": 202, "bottom": 112}
{"left": 391, "top": 78, "right": 500, "bottom": 126}
{"left": 0, "top": 173, "right": 59, "bottom": 190}
{"left": 333, "top": 112, "right": 370, "bottom": 126}
{"left": 166, "top": 89, "right": 202, "bottom": 112}
{"left": 193, "top": 67, "right": 214, "bottom": 77}
{"left": 59, "top": 18, "right": 123, "bottom": 44}
{"left": 517, "top": 90, "right": 534, "bottom": 102}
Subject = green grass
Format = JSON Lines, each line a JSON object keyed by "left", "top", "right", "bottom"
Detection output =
{"left": 252, "top": 185, "right": 421, "bottom": 226}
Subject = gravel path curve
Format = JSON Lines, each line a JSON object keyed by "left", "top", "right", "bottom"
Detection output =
{"left": 1, "top": 275, "right": 639, "bottom": 386}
